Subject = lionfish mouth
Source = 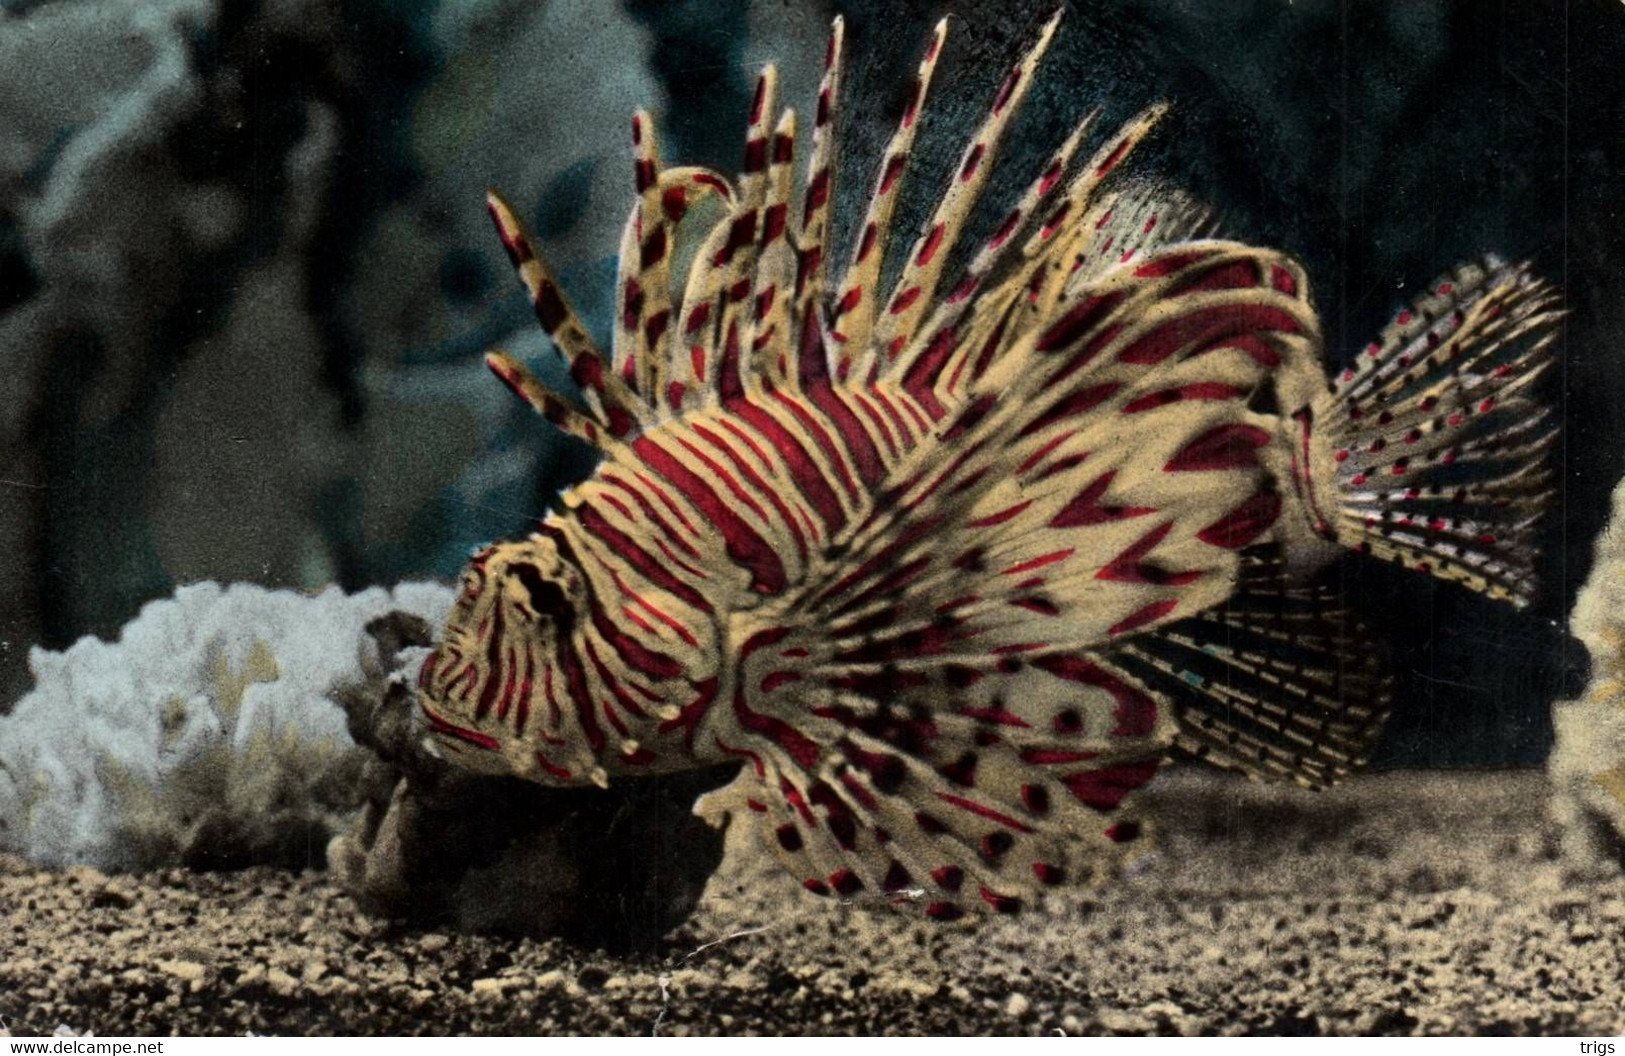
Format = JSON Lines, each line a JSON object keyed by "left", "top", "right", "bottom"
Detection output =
{"left": 420, "top": 701, "right": 501, "bottom": 752}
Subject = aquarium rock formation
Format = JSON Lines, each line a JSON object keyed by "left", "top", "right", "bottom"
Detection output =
{"left": 1551, "top": 475, "right": 1625, "bottom": 872}
{"left": 0, "top": 576, "right": 727, "bottom": 941}
{"left": 0, "top": 581, "right": 453, "bottom": 871}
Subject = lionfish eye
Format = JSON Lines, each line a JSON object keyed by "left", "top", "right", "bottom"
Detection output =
{"left": 1246, "top": 379, "right": 1281, "bottom": 416}
{"left": 512, "top": 562, "right": 567, "bottom": 616}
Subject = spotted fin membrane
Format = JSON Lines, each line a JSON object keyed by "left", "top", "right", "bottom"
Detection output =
{"left": 1313, "top": 256, "right": 1562, "bottom": 605}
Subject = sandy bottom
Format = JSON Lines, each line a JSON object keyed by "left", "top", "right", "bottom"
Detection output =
{"left": 2, "top": 769, "right": 1621, "bottom": 1037}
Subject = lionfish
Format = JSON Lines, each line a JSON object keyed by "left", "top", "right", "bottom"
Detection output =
{"left": 416, "top": 12, "right": 1561, "bottom": 919}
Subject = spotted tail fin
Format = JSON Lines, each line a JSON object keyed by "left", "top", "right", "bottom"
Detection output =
{"left": 1312, "top": 256, "right": 1563, "bottom": 606}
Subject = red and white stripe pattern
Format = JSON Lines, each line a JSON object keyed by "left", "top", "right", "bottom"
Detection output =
{"left": 417, "top": 10, "right": 1555, "bottom": 918}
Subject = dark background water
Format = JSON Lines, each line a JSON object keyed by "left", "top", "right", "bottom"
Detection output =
{"left": 2, "top": 0, "right": 1621, "bottom": 766}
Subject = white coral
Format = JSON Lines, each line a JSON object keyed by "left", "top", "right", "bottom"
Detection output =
{"left": 1550, "top": 478, "right": 1625, "bottom": 871}
{"left": 0, "top": 581, "right": 452, "bottom": 870}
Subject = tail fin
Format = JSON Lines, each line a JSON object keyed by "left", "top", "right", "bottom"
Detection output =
{"left": 1312, "top": 255, "right": 1563, "bottom": 606}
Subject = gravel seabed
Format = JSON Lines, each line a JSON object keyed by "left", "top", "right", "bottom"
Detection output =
{"left": 2, "top": 769, "right": 1621, "bottom": 1037}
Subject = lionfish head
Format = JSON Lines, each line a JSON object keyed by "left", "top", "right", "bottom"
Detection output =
{"left": 417, "top": 533, "right": 585, "bottom": 775}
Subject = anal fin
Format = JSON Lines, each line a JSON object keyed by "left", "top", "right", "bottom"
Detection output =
{"left": 1113, "top": 545, "right": 1393, "bottom": 789}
